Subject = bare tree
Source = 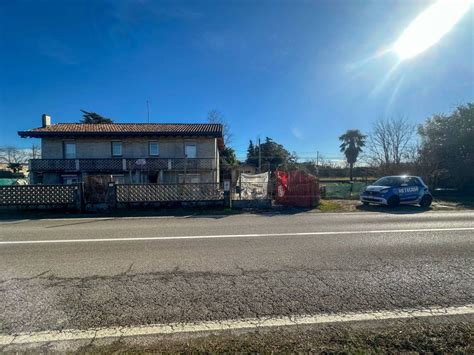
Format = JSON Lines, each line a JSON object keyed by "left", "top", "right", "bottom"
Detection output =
{"left": 0, "top": 146, "right": 29, "bottom": 165}
{"left": 367, "top": 116, "right": 415, "bottom": 174}
{"left": 207, "top": 110, "right": 233, "bottom": 144}
{"left": 31, "top": 143, "right": 41, "bottom": 159}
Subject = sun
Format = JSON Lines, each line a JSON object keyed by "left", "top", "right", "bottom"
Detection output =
{"left": 393, "top": 0, "right": 472, "bottom": 60}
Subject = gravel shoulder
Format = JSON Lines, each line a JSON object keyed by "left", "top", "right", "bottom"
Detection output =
{"left": 88, "top": 319, "right": 473, "bottom": 353}
{"left": 317, "top": 198, "right": 474, "bottom": 213}
{"left": 3, "top": 316, "right": 472, "bottom": 353}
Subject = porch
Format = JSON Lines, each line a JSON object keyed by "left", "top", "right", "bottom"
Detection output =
{"left": 29, "top": 158, "right": 218, "bottom": 185}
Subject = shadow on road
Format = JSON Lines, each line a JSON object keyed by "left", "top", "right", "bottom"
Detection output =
{"left": 2, "top": 198, "right": 472, "bottom": 222}
{"left": 0, "top": 207, "right": 237, "bottom": 222}
{"left": 44, "top": 218, "right": 116, "bottom": 228}
{"left": 355, "top": 204, "right": 431, "bottom": 214}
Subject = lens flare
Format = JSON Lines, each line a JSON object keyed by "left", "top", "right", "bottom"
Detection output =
{"left": 393, "top": 0, "right": 472, "bottom": 60}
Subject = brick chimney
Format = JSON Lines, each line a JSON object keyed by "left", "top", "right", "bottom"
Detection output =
{"left": 42, "top": 114, "right": 51, "bottom": 127}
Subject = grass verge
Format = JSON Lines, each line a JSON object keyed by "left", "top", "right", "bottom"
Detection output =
{"left": 316, "top": 200, "right": 346, "bottom": 212}
{"left": 73, "top": 319, "right": 473, "bottom": 353}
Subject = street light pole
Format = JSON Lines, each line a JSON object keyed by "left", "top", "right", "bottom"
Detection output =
{"left": 258, "top": 138, "right": 261, "bottom": 173}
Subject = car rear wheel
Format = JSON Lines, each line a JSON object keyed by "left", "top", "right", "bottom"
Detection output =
{"left": 387, "top": 196, "right": 400, "bottom": 208}
{"left": 419, "top": 195, "right": 432, "bottom": 208}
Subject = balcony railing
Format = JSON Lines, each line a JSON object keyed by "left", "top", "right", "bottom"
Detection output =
{"left": 30, "top": 158, "right": 217, "bottom": 172}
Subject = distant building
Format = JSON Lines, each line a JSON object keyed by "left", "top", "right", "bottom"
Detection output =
{"left": 231, "top": 163, "right": 257, "bottom": 186}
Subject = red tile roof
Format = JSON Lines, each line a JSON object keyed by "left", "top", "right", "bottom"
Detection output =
{"left": 18, "top": 123, "right": 223, "bottom": 138}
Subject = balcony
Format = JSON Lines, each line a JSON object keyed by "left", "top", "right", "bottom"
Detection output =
{"left": 30, "top": 158, "right": 217, "bottom": 173}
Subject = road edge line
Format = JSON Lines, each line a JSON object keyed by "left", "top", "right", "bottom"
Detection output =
{"left": 1, "top": 304, "right": 473, "bottom": 346}
{"left": 1, "top": 227, "right": 474, "bottom": 244}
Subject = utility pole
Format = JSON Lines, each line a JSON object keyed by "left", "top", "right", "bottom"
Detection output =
{"left": 258, "top": 137, "right": 261, "bottom": 173}
{"left": 146, "top": 100, "right": 150, "bottom": 123}
{"left": 315, "top": 150, "right": 320, "bottom": 175}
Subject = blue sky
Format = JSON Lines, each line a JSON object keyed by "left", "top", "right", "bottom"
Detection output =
{"left": 1, "top": 0, "right": 472, "bottom": 160}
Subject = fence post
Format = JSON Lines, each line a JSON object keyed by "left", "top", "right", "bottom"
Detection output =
{"left": 268, "top": 171, "right": 273, "bottom": 201}
{"left": 239, "top": 174, "right": 242, "bottom": 200}
{"left": 223, "top": 180, "right": 231, "bottom": 208}
{"left": 320, "top": 185, "right": 326, "bottom": 199}
{"left": 106, "top": 182, "right": 117, "bottom": 211}
{"left": 76, "top": 182, "right": 85, "bottom": 213}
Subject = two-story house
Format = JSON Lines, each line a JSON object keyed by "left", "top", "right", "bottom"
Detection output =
{"left": 19, "top": 115, "right": 223, "bottom": 185}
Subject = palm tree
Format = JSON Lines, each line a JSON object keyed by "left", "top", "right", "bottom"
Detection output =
{"left": 339, "top": 129, "right": 366, "bottom": 181}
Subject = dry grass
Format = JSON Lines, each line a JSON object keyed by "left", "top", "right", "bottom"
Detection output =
{"left": 74, "top": 320, "right": 473, "bottom": 353}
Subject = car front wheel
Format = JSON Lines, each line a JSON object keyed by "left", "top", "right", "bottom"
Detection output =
{"left": 387, "top": 196, "right": 400, "bottom": 208}
{"left": 419, "top": 195, "right": 432, "bottom": 208}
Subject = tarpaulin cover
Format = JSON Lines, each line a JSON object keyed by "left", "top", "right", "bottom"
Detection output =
{"left": 239, "top": 172, "right": 269, "bottom": 200}
{"left": 275, "top": 170, "right": 320, "bottom": 207}
{"left": 0, "top": 178, "right": 26, "bottom": 186}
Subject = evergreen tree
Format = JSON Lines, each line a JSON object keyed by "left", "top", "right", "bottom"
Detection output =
{"left": 246, "top": 137, "right": 295, "bottom": 171}
{"left": 80, "top": 110, "right": 113, "bottom": 124}
{"left": 246, "top": 140, "right": 258, "bottom": 166}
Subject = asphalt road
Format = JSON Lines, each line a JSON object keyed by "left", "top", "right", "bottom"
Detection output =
{"left": 0, "top": 210, "right": 473, "bottom": 335}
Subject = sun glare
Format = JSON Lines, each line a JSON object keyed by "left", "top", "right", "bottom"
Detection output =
{"left": 393, "top": 0, "right": 472, "bottom": 60}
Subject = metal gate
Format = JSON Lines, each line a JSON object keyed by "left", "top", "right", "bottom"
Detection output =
{"left": 83, "top": 175, "right": 112, "bottom": 204}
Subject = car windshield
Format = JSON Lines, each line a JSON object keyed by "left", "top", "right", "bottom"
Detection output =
{"left": 372, "top": 177, "right": 403, "bottom": 187}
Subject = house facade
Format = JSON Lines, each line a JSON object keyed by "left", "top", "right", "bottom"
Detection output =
{"left": 19, "top": 115, "right": 223, "bottom": 185}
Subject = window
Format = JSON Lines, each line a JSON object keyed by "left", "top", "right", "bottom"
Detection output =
{"left": 111, "top": 175, "right": 125, "bottom": 184}
{"left": 149, "top": 142, "right": 159, "bottom": 156}
{"left": 178, "top": 174, "right": 200, "bottom": 184}
{"left": 373, "top": 176, "right": 403, "bottom": 187}
{"left": 64, "top": 142, "right": 76, "bottom": 159}
{"left": 111, "top": 141, "right": 122, "bottom": 156}
{"left": 407, "top": 177, "right": 421, "bottom": 186}
{"left": 62, "top": 175, "right": 78, "bottom": 185}
{"left": 185, "top": 142, "right": 196, "bottom": 158}
{"left": 148, "top": 172, "right": 158, "bottom": 184}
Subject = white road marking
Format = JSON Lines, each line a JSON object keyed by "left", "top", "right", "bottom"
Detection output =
{"left": 0, "top": 227, "right": 473, "bottom": 245}
{"left": 1, "top": 304, "right": 472, "bottom": 345}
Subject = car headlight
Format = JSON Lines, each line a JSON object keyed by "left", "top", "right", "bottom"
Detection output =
{"left": 380, "top": 188, "right": 390, "bottom": 193}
